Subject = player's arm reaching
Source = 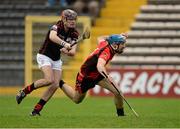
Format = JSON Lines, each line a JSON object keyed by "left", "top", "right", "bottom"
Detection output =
{"left": 49, "top": 30, "right": 71, "bottom": 50}
{"left": 60, "top": 27, "right": 90, "bottom": 56}
{"left": 97, "top": 58, "right": 115, "bottom": 84}
{"left": 97, "top": 33, "right": 128, "bottom": 87}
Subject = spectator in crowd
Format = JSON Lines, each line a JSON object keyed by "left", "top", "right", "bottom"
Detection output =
{"left": 46, "top": 0, "right": 105, "bottom": 25}
{"left": 71, "top": 0, "right": 103, "bottom": 24}
{"left": 46, "top": 0, "right": 68, "bottom": 7}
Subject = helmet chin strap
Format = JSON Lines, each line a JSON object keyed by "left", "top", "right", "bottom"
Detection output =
{"left": 111, "top": 44, "right": 123, "bottom": 54}
{"left": 110, "top": 44, "right": 116, "bottom": 50}
{"left": 111, "top": 44, "right": 118, "bottom": 52}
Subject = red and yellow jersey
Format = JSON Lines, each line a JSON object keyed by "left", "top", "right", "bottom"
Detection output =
{"left": 80, "top": 40, "right": 115, "bottom": 79}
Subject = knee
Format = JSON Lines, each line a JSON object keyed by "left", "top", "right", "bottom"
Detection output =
{"left": 45, "top": 78, "right": 55, "bottom": 86}
{"left": 48, "top": 83, "right": 59, "bottom": 92}
{"left": 113, "top": 91, "right": 122, "bottom": 98}
{"left": 50, "top": 81, "right": 59, "bottom": 89}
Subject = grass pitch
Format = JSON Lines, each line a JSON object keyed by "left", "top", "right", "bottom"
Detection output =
{"left": 0, "top": 95, "right": 179, "bottom": 128}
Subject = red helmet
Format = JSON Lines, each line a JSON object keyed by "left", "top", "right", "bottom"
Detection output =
{"left": 61, "top": 9, "right": 77, "bottom": 20}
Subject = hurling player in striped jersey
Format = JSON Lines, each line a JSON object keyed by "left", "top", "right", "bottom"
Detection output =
{"left": 16, "top": 9, "right": 79, "bottom": 116}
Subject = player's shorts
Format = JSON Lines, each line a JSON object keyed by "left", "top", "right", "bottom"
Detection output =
{"left": 75, "top": 72, "right": 104, "bottom": 94}
{"left": 36, "top": 53, "right": 62, "bottom": 71}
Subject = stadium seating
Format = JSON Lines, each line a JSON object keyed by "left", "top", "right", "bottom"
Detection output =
{"left": 1, "top": 0, "right": 180, "bottom": 86}
{"left": 111, "top": 0, "right": 180, "bottom": 68}
{"left": 93, "top": 0, "right": 146, "bottom": 50}
{"left": 148, "top": 0, "right": 180, "bottom": 5}
{"left": 0, "top": 0, "right": 61, "bottom": 85}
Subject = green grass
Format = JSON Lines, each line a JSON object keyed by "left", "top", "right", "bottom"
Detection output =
{"left": 0, "top": 95, "right": 179, "bottom": 128}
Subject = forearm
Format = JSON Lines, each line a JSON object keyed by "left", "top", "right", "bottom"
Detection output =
{"left": 97, "top": 65, "right": 117, "bottom": 89}
{"left": 49, "top": 31, "right": 68, "bottom": 47}
{"left": 97, "top": 65, "right": 108, "bottom": 78}
{"left": 60, "top": 45, "right": 77, "bottom": 56}
{"left": 97, "top": 58, "right": 112, "bottom": 81}
{"left": 98, "top": 67, "right": 113, "bottom": 84}
{"left": 67, "top": 45, "right": 77, "bottom": 56}
{"left": 97, "top": 58, "right": 107, "bottom": 76}
{"left": 50, "top": 34, "right": 65, "bottom": 46}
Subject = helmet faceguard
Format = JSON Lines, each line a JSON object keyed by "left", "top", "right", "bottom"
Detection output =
{"left": 61, "top": 9, "right": 77, "bottom": 28}
{"left": 107, "top": 34, "right": 126, "bottom": 54}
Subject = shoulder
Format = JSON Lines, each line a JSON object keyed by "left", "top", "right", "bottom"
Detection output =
{"left": 51, "top": 20, "right": 63, "bottom": 30}
{"left": 99, "top": 41, "right": 112, "bottom": 55}
{"left": 98, "top": 41, "right": 111, "bottom": 56}
{"left": 98, "top": 40, "right": 108, "bottom": 48}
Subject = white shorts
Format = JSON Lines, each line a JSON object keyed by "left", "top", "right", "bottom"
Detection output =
{"left": 36, "top": 53, "right": 63, "bottom": 71}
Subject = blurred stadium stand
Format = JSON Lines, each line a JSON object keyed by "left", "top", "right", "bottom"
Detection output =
{"left": 111, "top": 0, "right": 180, "bottom": 68}
{"left": 0, "top": 0, "right": 63, "bottom": 86}
{"left": 93, "top": 0, "right": 146, "bottom": 49}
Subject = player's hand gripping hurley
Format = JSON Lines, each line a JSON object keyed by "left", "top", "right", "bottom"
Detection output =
{"left": 102, "top": 72, "right": 139, "bottom": 117}
{"left": 70, "top": 27, "right": 90, "bottom": 47}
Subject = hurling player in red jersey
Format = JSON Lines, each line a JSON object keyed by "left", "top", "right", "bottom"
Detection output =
{"left": 59, "top": 34, "right": 128, "bottom": 116}
{"left": 16, "top": 9, "right": 79, "bottom": 116}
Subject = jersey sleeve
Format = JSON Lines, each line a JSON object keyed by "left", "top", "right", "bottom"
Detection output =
{"left": 50, "top": 20, "right": 62, "bottom": 32}
{"left": 50, "top": 25, "right": 58, "bottom": 31}
{"left": 99, "top": 48, "right": 111, "bottom": 62}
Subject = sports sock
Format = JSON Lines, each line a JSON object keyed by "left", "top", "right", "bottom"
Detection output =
{"left": 59, "top": 80, "right": 65, "bottom": 89}
{"left": 23, "top": 83, "right": 35, "bottom": 94}
{"left": 116, "top": 108, "right": 125, "bottom": 116}
{"left": 33, "top": 99, "right": 47, "bottom": 113}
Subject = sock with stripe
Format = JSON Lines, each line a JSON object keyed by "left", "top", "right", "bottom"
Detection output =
{"left": 33, "top": 99, "right": 47, "bottom": 113}
{"left": 23, "top": 83, "right": 35, "bottom": 94}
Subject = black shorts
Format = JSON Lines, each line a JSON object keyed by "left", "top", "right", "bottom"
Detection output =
{"left": 75, "top": 72, "right": 104, "bottom": 94}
